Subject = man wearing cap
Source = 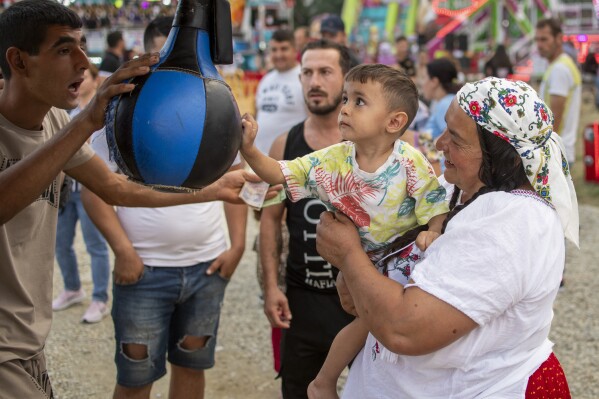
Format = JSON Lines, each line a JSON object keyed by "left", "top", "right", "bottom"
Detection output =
{"left": 319, "top": 14, "right": 361, "bottom": 68}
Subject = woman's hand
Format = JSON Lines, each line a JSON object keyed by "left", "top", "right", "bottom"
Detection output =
{"left": 336, "top": 272, "right": 357, "bottom": 316}
{"left": 316, "top": 211, "right": 362, "bottom": 270}
{"left": 415, "top": 230, "right": 440, "bottom": 251}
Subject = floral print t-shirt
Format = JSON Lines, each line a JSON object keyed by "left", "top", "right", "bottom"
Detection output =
{"left": 279, "top": 139, "right": 449, "bottom": 253}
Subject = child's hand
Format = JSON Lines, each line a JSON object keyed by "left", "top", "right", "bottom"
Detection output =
{"left": 415, "top": 230, "right": 440, "bottom": 251}
{"left": 307, "top": 378, "right": 340, "bottom": 399}
{"left": 241, "top": 113, "right": 258, "bottom": 154}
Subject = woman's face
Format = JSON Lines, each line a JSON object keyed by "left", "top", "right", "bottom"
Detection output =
{"left": 421, "top": 71, "right": 436, "bottom": 101}
{"left": 79, "top": 69, "right": 98, "bottom": 98}
{"left": 436, "top": 100, "right": 485, "bottom": 196}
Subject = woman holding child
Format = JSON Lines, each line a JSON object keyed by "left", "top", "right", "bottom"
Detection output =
{"left": 315, "top": 77, "right": 578, "bottom": 398}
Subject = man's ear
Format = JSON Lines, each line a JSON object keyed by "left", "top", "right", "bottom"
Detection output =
{"left": 387, "top": 111, "right": 409, "bottom": 135}
{"left": 5, "top": 47, "right": 27, "bottom": 77}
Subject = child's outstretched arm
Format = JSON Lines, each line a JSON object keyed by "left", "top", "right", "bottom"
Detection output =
{"left": 415, "top": 213, "right": 447, "bottom": 251}
{"left": 308, "top": 318, "right": 368, "bottom": 399}
{"left": 240, "top": 113, "right": 285, "bottom": 185}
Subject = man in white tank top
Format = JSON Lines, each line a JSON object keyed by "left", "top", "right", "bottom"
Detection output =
{"left": 83, "top": 17, "right": 248, "bottom": 399}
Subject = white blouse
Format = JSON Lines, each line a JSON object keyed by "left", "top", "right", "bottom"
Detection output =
{"left": 342, "top": 190, "right": 564, "bottom": 398}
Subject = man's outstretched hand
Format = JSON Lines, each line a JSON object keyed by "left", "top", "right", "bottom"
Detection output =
{"left": 213, "top": 169, "right": 283, "bottom": 204}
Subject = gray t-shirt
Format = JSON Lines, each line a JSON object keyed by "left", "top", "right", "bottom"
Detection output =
{"left": 0, "top": 108, "right": 94, "bottom": 363}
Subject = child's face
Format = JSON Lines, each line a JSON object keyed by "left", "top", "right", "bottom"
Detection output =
{"left": 339, "top": 80, "right": 392, "bottom": 144}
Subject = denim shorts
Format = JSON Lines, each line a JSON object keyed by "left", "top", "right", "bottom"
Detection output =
{"left": 112, "top": 261, "right": 228, "bottom": 387}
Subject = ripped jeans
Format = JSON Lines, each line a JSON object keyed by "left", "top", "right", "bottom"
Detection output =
{"left": 112, "top": 261, "right": 228, "bottom": 387}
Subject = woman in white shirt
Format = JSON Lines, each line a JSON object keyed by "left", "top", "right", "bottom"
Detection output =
{"left": 314, "top": 77, "right": 578, "bottom": 398}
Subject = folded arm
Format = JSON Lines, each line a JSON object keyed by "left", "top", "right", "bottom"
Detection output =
{"left": 316, "top": 211, "right": 477, "bottom": 356}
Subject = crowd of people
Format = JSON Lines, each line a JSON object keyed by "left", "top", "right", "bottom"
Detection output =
{"left": 0, "top": 1, "right": 583, "bottom": 399}
{"left": 1, "top": 3, "right": 177, "bottom": 30}
{"left": 69, "top": 3, "right": 176, "bottom": 29}
{"left": 54, "top": 2, "right": 599, "bottom": 94}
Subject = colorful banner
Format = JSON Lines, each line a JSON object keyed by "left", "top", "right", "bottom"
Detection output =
{"left": 385, "top": 2, "right": 399, "bottom": 40}
{"left": 231, "top": 0, "right": 246, "bottom": 30}
{"left": 342, "top": 0, "right": 361, "bottom": 34}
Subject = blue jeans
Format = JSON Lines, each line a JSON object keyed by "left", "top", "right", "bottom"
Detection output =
{"left": 112, "top": 261, "right": 228, "bottom": 387}
{"left": 55, "top": 191, "right": 110, "bottom": 302}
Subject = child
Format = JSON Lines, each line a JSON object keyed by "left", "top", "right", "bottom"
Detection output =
{"left": 240, "top": 64, "right": 449, "bottom": 397}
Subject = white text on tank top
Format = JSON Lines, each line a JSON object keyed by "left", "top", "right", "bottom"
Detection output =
{"left": 302, "top": 198, "right": 334, "bottom": 289}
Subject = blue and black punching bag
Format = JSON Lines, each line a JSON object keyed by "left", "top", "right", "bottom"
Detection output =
{"left": 105, "top": 0, "right": 241, "bottom": 191}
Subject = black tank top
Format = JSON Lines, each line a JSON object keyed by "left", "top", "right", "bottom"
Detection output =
{"left": 284, "top": 122, "right": 340, "bottom": 293}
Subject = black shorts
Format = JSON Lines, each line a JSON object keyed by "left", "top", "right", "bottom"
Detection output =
{"left": 279, "top": 285, "right": 354, "bottom": 399}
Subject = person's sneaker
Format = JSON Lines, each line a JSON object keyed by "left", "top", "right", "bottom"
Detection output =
{"left": 52, "top": 289, "right": 86, "bottom": 311}
{"left": 81, "top": 301, "right": 109, "bottom": 324}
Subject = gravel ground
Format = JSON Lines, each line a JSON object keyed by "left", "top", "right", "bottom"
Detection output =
{"left": 46, "top": 204, "right": 599, "bottom": 398}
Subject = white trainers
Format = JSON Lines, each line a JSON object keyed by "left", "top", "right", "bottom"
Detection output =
{"left": 81, "top": 301, "right": 109, "bottom": 324}
{"left": 52, "top": 289, "right": 86, "bottom": 311}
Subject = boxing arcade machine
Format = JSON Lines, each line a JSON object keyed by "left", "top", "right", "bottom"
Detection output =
{"left": 105, "top": 0, "right": 242, "bottom": 191}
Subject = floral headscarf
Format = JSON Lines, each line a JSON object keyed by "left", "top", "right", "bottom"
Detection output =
{"left": 457, "top": 77, "right": 579, "bottom": 246}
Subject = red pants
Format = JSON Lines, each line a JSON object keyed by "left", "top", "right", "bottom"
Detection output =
{"left": 526, "top": 352, "right": 571, "bottom": 398}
